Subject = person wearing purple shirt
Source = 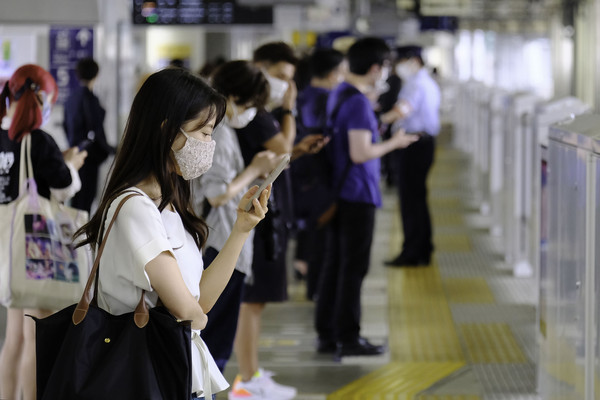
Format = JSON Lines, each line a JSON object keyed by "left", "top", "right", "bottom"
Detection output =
{"left": 292, "top": 48, "right": 345, "bottom": 300}
{"left": 314, "top": 38, "right": 418, "bottom": 359}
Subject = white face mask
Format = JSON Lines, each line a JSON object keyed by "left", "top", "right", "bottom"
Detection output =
{"left": 172, "top": 128, "right": 216, "bottom": 180}
{"left": 396, "top": 61, "right": 418, "bottom": 80}
{"left": 373, "top": 66, "right": 390, "bottom": 96}
{"left": 228, "top": 104, "right": 257, "bottom": 129}
{"left": 264, "top": 72, "right": 289, "bottom": 109}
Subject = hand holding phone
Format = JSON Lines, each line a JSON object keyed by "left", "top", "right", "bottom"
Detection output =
{"left": 78, "top": 139, "right": 93, "bottom": 151}
{"left": 243, "top": 154, "right": 290, "bottom": 212}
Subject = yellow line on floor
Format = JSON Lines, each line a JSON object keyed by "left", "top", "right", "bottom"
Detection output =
{"left": 460, "top": 323, "right": 527, "bottom": 363}
{"left": 328, "top": 144, "right": 467, "bottom": 398}
{"left": 327, "top": 362, "right": 464, "bottom": 400}
{"left": 444, "top": 278, "right": 495, "bottom": 304}
{"left": 418, "top": 396, "right": 481, "bottom": 400}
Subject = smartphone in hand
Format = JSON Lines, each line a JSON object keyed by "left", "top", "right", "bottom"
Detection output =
{"left": 243, "top": 154, "right": 290, "bottom": 212}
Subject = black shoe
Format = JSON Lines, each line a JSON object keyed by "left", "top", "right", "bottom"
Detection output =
{"left": 384, "top": 254, "right": 419, "bottom": 267}
{"left": 316, "top": 338, "right": 337, "bottom": 354}
{"left": 335, "top": 338, "right": 385, "bottom": 359}
{"left": 418, "top": 255, "right": 431, "bottom": 265}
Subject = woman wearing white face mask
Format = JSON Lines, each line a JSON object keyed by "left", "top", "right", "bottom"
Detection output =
{"left": 0, "top": 64, "right": 87, "bottom": 400}
{"left": 191, "top": 60, "right": 283, "bottom": 375}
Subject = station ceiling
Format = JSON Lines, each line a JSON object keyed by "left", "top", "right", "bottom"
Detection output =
{"left": 396, "top": 0, "right": 564, "bottom": 19}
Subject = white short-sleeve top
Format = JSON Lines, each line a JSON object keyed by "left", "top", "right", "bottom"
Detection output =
{"left": 96, "top": 188, "right": 228, "bottom": 397}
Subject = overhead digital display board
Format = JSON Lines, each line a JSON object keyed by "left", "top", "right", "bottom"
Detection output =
{"left": 132, "top": 0, "right": 273, "bottom": 25}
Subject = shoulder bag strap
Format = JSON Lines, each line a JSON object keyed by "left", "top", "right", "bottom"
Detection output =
{"left": 17, "top": 133, "right": 34, "bottom": 197}
{"left": 72, "top": 192, "right": 147, "bottom": 326}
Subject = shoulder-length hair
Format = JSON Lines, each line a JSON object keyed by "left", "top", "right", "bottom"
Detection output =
{"left": 0, "top": 64, "right": 58, "bottom": 142}
{"left": 75, "top": 68, "right": 226, "bottom": 250}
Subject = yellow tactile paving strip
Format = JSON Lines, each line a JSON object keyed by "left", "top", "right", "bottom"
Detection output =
{"left": 327, "top": 362, "right": 464, "bottom": 400}
{"left": 388, "top": 266, "right": 465, "bottom": 362}
{"left": 460, "top": 323, "right": 527, "bottom": 363}
{"left": 443, "top": 278, "right": 495, "bottom": 304}
{"left": 418, "top": 396, "right": 481, "bottom": 400}
{"left": 328, "top": 141, "right": 528, "bottom": 399}
{"left": 433, "top": 233, "right": 472, "bottom": 253}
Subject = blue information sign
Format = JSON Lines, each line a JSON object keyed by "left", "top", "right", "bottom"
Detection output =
{"left": 49, "top": 26, "right": 94, "bottom": 105}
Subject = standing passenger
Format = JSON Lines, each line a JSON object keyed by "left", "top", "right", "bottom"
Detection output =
{"left": 74, "top": 67, "right": 270, "bottom": 399}
{"left": 229, "top": 41, "right": 299, "bottom": 400}
{"left": 192, "top": 60, "right": 282, "bottom": 373}
{"left": 314, "top": 38, "right": 418, "bottom": 359}
{"left": 292, "top": 48, "right": 346, "bottom": 299}
{"left": 0, "top": 64, "right": 87, "bottom": 400}
{"left": 382, "top": 45, "right": 441, "bottom": 267}
{"left": 63, "top": 57, "right": 115, "bottom": 213}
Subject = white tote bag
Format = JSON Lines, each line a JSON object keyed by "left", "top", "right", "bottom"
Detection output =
{"left": 0, "top": 134, "right": 92, "bottom": 310}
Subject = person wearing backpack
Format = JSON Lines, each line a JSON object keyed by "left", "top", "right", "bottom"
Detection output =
{"left": 314, "top": 37, "right": 418, "bottom": 359}
{"left": 291, "top": 48, "right": 346, "bottom": 300}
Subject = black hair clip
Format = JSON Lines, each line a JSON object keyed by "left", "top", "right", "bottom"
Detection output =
{"left": 13, "top": 77, "right": 40, "bottom": 100}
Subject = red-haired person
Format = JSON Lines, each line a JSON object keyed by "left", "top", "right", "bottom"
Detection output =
{"left": 0, "top": 64, "right": 87, "bottom": 400}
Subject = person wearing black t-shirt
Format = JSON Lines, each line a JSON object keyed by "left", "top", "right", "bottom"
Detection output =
{"left": 63, "top": 58, "right": 116, "bottom": 213}
{"left": 230, "top": 42, "right": 299, "bottom": 400}
{"left": 0, "top": 64, "right": 86, "bottom": 400}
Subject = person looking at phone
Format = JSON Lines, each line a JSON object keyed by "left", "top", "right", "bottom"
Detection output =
{"left": 229, "top": 41, "right": 302, "bottom": 400}
{"left": 381, "top": 45, "right": 441, "bottom": 267}
{"left": 74, "top": 67, "right": 270, "bottom": 399}
{"left": 63, "top": 57, "right": 116, "bottom": 213}
{"left": 314, "top": 38, "right": 419, "bottom": 359}
{"left": 291, "top": 47, "right": 346, "bottom": 300}
{"left": 191, "top": 60, "right": 284, "bottom": 375}
{"left": 0, "top": 64, "right": 87, "bottom": 400}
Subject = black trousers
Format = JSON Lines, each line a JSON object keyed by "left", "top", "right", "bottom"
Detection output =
{"left": 315, "top": 200, "right": 376, "bottom": 344}
{"left": 397, "top": 134, "right": 436, "bottom": 260}
{"left": 201, "top": 247, "right": 245, "bottom": 373}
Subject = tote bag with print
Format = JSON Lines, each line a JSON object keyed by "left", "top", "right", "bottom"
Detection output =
{"left": 0, "top": 134, "right": 92, "bottom": 310}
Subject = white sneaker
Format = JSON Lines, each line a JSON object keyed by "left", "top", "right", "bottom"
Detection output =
{"left": 228, "top": 368, "right": 297, "bottom": 400}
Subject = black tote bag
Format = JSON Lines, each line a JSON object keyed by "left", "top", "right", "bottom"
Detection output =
{"left": 32, "top": 193, "right": 193, "bottom": 400}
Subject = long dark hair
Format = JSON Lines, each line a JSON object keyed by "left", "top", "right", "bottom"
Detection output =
{"left": 75, "top": 68, "right": 226, "bottom": 250}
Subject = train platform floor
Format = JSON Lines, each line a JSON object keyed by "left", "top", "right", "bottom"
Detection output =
{"left": 0, "top": 131, "right": 539, "bottom": 399}
{"left": 218, "top": 132, "right": 539, "bottom": 399}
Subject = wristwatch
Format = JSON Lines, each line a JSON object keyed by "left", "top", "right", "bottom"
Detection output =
{"left": 281, "top": 108, "right": 296, "bottom": 117}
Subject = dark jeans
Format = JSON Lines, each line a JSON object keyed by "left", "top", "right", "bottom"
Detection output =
{"left": 201, "top": 247, "right": 246, "bottom": 373}
{"left": 397, "top": 134, "right": 435, "bottom": 260}
{"left": 315, "top": 200, "right": 376, "bottom": 344}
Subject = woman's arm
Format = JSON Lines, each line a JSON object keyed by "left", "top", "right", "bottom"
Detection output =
{"left": 199, "top": 185, "right": 270, "bottom": 312}
{"left": 146, "top": 251, "right": 208, "bottom": 330}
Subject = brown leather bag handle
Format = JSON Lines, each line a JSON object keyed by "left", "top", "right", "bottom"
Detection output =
{"left": 72, "top": 192, "right": 148, "bottom": 327}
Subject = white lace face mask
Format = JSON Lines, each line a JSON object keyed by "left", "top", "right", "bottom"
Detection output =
{"left": 172, "top": 128, "right": 216, "bottom": 180}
